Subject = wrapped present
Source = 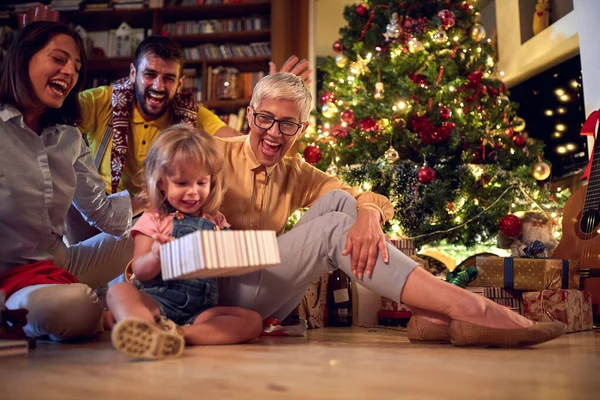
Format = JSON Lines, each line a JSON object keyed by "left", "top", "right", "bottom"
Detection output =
{"left": 389, "top": 238, "right": 416, "bottom": 257}
{"left": 298, "top": 273, "right": 328, "bottom": 329}
{"left": 474, "top": 256, "right": 579, "bottom": 290}
{"left": 381, "top": 297, "right": 412, "bottom": 312}
{"left": 467, "top": 286, "right": 523, "bottom": 314}
{"left": 522, "top": 289, "right": 593, "bottom": 333}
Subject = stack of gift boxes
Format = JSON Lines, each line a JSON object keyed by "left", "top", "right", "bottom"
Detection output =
{"left": 378, "top": 238, "right": 416, "bottom": 325}
{"left": 471, "top": 255, "right": 593, "bottom": 333}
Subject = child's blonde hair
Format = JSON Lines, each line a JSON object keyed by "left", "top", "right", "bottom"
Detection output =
{"left": 137, "top": 125, "right": 225, "bottom": 217}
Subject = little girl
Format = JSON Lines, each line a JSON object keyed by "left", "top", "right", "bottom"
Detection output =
{"left": 107, "top": 125, "right": 262, "bottom": 359}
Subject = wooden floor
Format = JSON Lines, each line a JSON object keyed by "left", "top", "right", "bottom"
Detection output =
{"left": 0, "top": 327, "right": 599, "bottom": 400}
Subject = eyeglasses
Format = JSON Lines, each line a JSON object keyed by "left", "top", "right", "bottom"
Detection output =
{"left": 251, "top": 107, "right": 303, "bottom": 136}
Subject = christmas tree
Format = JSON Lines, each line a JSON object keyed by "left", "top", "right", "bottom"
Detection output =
{"left": 302, "top": 0, "right": 567, "bottom": 250}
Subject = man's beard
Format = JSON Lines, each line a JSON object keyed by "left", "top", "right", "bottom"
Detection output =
{"left": 522, "top": 224, "right": 553, "bottom": 245}
{"left": 134, "top": 82, "right": 171, "bottom": 119}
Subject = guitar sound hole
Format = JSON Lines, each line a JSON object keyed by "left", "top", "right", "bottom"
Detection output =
{"left": 579, "top": 209, "right": 600, "bottom": 234}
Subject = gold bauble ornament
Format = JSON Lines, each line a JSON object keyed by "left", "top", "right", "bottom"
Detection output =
{"left": 322, "top": 102, "right": 339, "bottom": 119}
{"left": 408, "top": 38, "right": 424, "bottom": 53}
{"left": 326, "top": 163, "right": 339, "bottom": 176}
{"left": 393, "top": 118, "right": 407, "bottom": 131}
{"left": 335, "top": 54, "right": 348, "bottom": 68}
{"left": 470, "top": 23, "right": 486, "bottom": 42}
{"left": 384, "top": 146, "right": 400, "bottom": 163}
{"left": 432, "top": 29, "right": 448, "bottom": 44}
{"left": 532, "top": 162, "right": 551, "bottom": 181}
{"left": 512, "top": 116, "right": 526, "bottom": 132}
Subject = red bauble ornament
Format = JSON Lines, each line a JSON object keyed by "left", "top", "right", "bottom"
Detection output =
{"left": 319, "top": 92, "right": 335, "bottom": 106}
{"left": 504, "top": 127, "right": 514, "bottom": 139}
{"left": 331, "top": 124, "right": 348, "bottom": 138}
{"left": 358, "top": 117, "right": 378, "bottom": 132}
{"left": 356, "top": 3, "right": 368, "bottom": 16}
{"left": 416, "top": 165, "right": 436, "bottom": 184}
{"left": 437, "top": 9, "right": 455, "bottom": 30}
{"left": 440, "top": 106, "right": 452, "bottom": 121}
{"left": 513, "top": 134, "right": 526, "bottom": 147}
{"left": 303, "top": 145, "right": 322, "bottom": 164}
{"left": 498, "top": 214, "right": 523, "bottom": 238}
{"left": 340, "top": 109, "right": 355, "bottom": 124}
{"left": 332, "top": 40, "right": 343, "bottom": 53}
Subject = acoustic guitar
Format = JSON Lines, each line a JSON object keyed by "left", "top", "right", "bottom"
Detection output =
{"left": 553, "top": 111, "right": 600, "bottom": 317}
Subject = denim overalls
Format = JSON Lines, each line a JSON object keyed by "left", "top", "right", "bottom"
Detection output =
{"left": 136, "top": 211, "right": 220, "bottom": 325}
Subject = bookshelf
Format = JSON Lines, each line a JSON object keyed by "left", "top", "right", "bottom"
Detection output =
{"left": 50, "top": 0, "right": 308, "bottom": 120}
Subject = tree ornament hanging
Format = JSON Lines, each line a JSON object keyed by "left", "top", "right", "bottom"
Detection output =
{"left": 417, "top": 164, "right": 436, "bottom": 184}
{"left": 383, "top": 12, "right": 401, "bottom": 42}
{"left": 408, "top": 38, "right": 424, "bottom": 53}
{"left": 392, "top": 118, "right": 407, "bottom": 131}
{"left": 326, "top": 163, "right": 338, "bottom": 176}
{"left": 374, "top": 70, "right": 384, "bottom": 99}
{"left": 321, "top": 102, "right": 339, "bottom": 119}
{"left": 512, "top": 116, "right": 526, "bottom": 132}
{"left": 335, "top": 54, "right": 348, "bottom": 68}
{"left": 384, "top": 146, "right": 400, "bottom": 164}
{"left": 340, "top": 109, "right": 355, "bottom": 124}
{"left": 437, "top": 9, "right": 455, "bottom": 30}
{"left": 498, "top": 214, "right": 523, "bottom": 238}
{"left": 496, "top": 95, "right": 510, "bottom": 108}
{"left": 319, "top": 91, "right": 335, "bottom": 106}
{"left": 532, "top": 161, "right": 551, "bottom": 180}
{"left": 513, "top": 134, "right": 526, "bottom": 147}
{"left": 332, "top": 40, "right": 343, "bottom": 53}
{"left": 356, "top": 3, "right": 368, "bottom": 17}
{"left": 359, "top": 117, "right": 379, "bottom": 132}
{"left": 303, "top": 145, "right": 322, "bottom": 164}
{"left": 350, "top": 54, "right": 371, "bottom": 76}
{"left": 470, "top": 23, "right": 486, "bottom": 42}
{"left": 439, "top": 106, "right": 452, "bottom": 120}
{"left": 432, "top": 28, "right": 448, "bottom": 44}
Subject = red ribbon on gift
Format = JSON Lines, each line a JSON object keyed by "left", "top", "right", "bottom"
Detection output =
{"left": 580, "top": 110, "right": 600, "bottom": 180}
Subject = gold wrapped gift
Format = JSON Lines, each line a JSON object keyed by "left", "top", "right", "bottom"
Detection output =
{"left": 474, "top": 256, "right": 580, "bottom": 290}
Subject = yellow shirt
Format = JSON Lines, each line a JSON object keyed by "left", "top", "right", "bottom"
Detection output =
{"left": 78, "top": 86, "right": 226, "bottom": 195}
{"left": 217, "top": 135, "right": 394, "bottom": 235}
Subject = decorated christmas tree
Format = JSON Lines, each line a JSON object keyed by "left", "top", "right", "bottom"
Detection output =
{"left": 302, "top": 0, "right": 567, "bottom": 251}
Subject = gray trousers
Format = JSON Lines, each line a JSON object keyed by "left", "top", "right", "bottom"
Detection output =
{"left": 5, "top": 227, "right": 133, "bottom": 341}
{"left": 219, "top": 190, "right": 418, "bottom": 320}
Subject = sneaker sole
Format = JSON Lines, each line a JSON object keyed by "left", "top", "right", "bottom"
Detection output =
{"left": 111, "top": 318, "right": 184, "bottom": 359}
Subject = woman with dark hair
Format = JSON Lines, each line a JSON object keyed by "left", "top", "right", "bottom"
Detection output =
{"left": 0, "top": 21, "right": 133, "bottom": 341}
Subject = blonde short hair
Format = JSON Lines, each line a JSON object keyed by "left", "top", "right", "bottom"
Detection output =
{"left": 249, "top": 72, "right": 312, "bottom": 121}
{"left": 137, "top": 125, "right": 225, "bottom": 217}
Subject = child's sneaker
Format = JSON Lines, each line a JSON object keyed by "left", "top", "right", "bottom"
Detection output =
{"left": 111, "top": 317, "right": 184, "bottom": 359}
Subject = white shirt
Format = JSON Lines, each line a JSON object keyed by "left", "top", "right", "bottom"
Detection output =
{"left": 0, "top": 105, "right": 131, "bottom": 273}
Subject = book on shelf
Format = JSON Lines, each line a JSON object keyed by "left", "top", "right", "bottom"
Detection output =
{"left": 162, "top": 17, "right": 269, "bottom": 35}
{"left": 0, "top": 340, "right": 28, "bottom": 358}
{"left": 183, "top": 42, "right": 270, "bottom": 61}
{"left": 182, "top": 68, "right": 203, "bottom": 102}
{"left": 159, "top": 230, "right": 280, "bottom": 280}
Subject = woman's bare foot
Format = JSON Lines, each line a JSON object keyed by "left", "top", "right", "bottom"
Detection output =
{"left": 448, "top": 292, "right": 534, "bottom": 330}
{"left": 409, "top": 306, "right": 450, "bottom": 326}
{"left": 401, "top": 267, "right": 534, "bottom": 330}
